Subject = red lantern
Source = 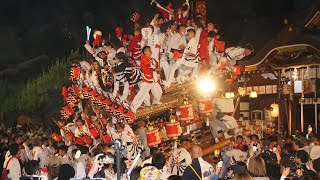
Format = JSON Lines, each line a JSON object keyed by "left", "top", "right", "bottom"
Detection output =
{"left": 146, "top": 128, "right": 161, "bottom": 146}
{"left": 199, "top": 98, "right": 213, "bottom": 114}
{"left": 82, "top": 134, "right": 93, "bottom": 145}
{"left": 130, "top": 12, "right": 141, "bottom": 23}
{"left": 52, "top": 132, "right": 62, "bottom": 142}
{"left": 65, "top": 130, "right": 74, "bottom": 141}
{"left": 165, "top": 121, "right": 182, "bottom": 138}
{"left": 75, "top": 137, "right": 85, "bottom": 145}
{"left": 70, "top": 67, "right": 80, "bottom": 80}
{"left": 178, "top": 99, "right": 194, "bottom": 121}
{"left": 89, "top": 125, "right": 99, "bottom": 139}
{"left": 101, "top": 131, "right": 112, "bottom": 143}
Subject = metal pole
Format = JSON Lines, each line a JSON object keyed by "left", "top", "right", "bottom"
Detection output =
{"left": 114, "top": 140, "right": 121, "bottom": 180}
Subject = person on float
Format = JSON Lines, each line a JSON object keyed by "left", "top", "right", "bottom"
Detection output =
{"left": 183, "top": 145, "right": 219, "bottom": 180}
{"left": 127, "top": 28, "right": 142, "bottom": 66}
{"left": 57, "top": 119, "right": 76, "bottom": 146}
{"left": 174, "top": 4, "right": 190, "bottom": 25}
{"left": 111, "top": 26, "right": 128, "bottom": 51}
{"left": 130, "top": 46, "right": 163, "bottom": 113}
{"left": 218, "top": 44, "right": 254, "bottom": 72}
{"left": 31, "top": 137, "right": 47, "bottom": 169}
{"left": 165, "top": 28, "right": 198, "bottom": 87}
{"left": 165, "top": 24, "right": 187, "bottom": 83}
{"left": 168, "top": 137, "right": 192, "bottom": 176}
{"left": 198, "top": 22, "right": 215, "bottom": 72}
{"left": 74, "top": 118, "right": 95, "bottom": 145}
{"left": 158, "top": 22, "right": 173, "bottom": 83}
{"left": 107, "top": 52, "right": 132, "bottom": 102}
{"left": 141, "top": 25, "right": 161, "bottom": 63}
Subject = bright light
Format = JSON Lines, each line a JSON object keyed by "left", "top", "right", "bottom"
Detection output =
{"left": 197, "top": 77, "right": 216, "bottom": 95}
{"left": 270, "top": 103, "right": 279, "bottom": 118}
{"left": 225, "top": 92, "right": 235, "bottom": 99}
{"left": 249, "top": 91, "right": 258, "bottom": 98}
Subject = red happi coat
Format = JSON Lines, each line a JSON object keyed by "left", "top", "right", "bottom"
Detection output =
{"left": 140, "top": 54, "right": 160, "bottom": 83}
{"left": 128, "top": 34, "right": 142, "bottom": 60}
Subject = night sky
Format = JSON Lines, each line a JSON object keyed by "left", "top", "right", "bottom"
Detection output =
{"left": 0, "top": 0, "right": 312, "bottom": 75}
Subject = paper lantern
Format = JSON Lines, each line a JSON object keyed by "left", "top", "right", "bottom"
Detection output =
{"left": 225, "top": 92, "right": 235, "bottom": 99}
{"left": 130, "top": 12, "right": 141, "bottom": 23}
{"left": 178, "top": 99, "right": 194, "bottom": 121}
{"left": 249, "top": 91, "right": 258, "bottom": 98}
{"left": 199, "top": 98, "right": 213, "bottom": 114}
{"left": 270, "top": 103, "right": 279, "bottom": 118}
{"left": 146, "top": 128, "right": 161, "bottom": 146}
{"left": 51, "top": 132, "right": 62, "bottom": 142}
{"left": 238, "top": 87, "right": 246, "bottom": 96}
{"left": 165, "top": 121, "right": 182, "bottom": 138}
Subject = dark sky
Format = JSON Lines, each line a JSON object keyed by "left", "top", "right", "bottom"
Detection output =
{"left": 0, "top": 0, "right": 312, "bottom": 66}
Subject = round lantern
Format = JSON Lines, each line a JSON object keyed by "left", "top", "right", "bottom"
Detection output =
{"left": 130, "top": 12, "right": 141, "bottom": 23}
{"left": 101, "top": 131, "right": 112, "bottom": 143}
{"left": 81, "top": 134, "right": 93, "bottom": 145}
{"left": 165, "top": 121, "right": 182, "bottom": 138}
{"left": 146, "top": 127, "right": 161, "bottom": 146}
{"left": 89, "top": 125, "right": 99, "bottom": 139}
{"left": 75, "top": 137, "right": 85, "bottom": 145}
{"left": 198, "top": 98, "right": 213, "bottom": 114}
{"left": 270, "top": 103, "right": 279, "bottom": 118}
{"left": 178, "top": 98, "right": 194, "bottom": 121}
{"left": 65, "top": 130, "right": 74, "bottom": 141}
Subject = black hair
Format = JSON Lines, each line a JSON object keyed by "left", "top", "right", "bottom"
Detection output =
{"left": 130, "top": 167, "right": 142, "bottom": 180}
{"left": 9, "top": 143, "right": 20, "bottom": 156}
{"left": 79, "top": 145, "right": 89, "bottom": 154}
{"left": 187, "top": 28, "right": 195, "bottom": 34}
{"left": 242, "top": 144, "right": 249, "bottom": 152}
{"left": 152, "top": 152, "right": 166, "bottom": 169}
{"left": 59, "top": 145, "right": 68, "bottom": 153}
{"left": 142, "top": 46, "right": 151, "bottom": 54}
{"left": 25, "top": 160, "right": 40, "bottom": 175}
{"left": 236, "top": 135, "right": 244, "bottom": 140}
{"left": 168, "top": 175, "right": 182, "bottom": 180}
{"left": 160, "top": 23, "right": 170, "bottom": 34}
{"left": 131, "top": 124, "right": 140, "bottom": 132}
{"left": 283, "top": 143, "right": 295, "bottom": 155}
{"left": 115, "top": 52, "right": 127, "bottom": 61}
{"left": 208, "top": 31, "right": 217, "bottom": 38}
{"left": 103, "top": 41, "right": 114, "bottom": 48}
{"left": 150, "top": 147, "right": 159, "bottom": 157}
{"left": 177, "top": 24, "right": 186, "bottom": 32}
{"left": 58, "top": 164, "right": 75, "bottom": 180}
{"left": 244, "top": 43, "right": 254, "bottom": 52}
{"left": 295, "top": 150, "right": 309, "bottom": 163}
{"left": 193, "top": 17, "right": 203, "bottom": 28}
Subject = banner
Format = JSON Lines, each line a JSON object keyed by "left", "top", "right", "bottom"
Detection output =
{"left": 195, "top": 0, "right": 207, "bottom": 22}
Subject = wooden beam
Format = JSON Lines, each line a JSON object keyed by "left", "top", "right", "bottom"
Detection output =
{"left": 202, "top": 138, "right": 232, "bottom": 157}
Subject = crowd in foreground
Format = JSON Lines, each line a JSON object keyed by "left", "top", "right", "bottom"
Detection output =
{"left": 1, "top": 122, "right": 320, "bottom": 180}
{"left": 3, "top": 0, "right": 320, "bottom": 179}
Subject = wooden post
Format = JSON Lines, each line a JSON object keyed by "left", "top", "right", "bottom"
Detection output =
{"left": 315, "top": 67, "right": 318, "bottom": 134}
{"left": 277, "top": 70, "right": 281, "bottom": 132}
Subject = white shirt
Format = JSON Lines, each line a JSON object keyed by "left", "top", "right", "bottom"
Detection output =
{"left": 226, "top": 149, "right": 248, "bottom": 162}
{"left": 225, "top": 47, "right": 246, "bottom": 61}
{"left": 141, "top": 33, "right": 160, "bottom": 61}
{"left": 3, "top": 156, "right": 21, "bottom": 180}
{"left": 32, "top": 146, "right": 47, "bottom": 168}
{"left": 169, "top": 148, "right": 192, "bottom": 176}
{"left": 167, "top": 33, "right": 186, "bottom": 52}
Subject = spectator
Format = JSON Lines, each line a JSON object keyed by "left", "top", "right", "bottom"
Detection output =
{"left": 57, "top": 164, "right": 75, "bottom": 180}
{"left": 2, "top": 143, "right": 21, "bottom": 180}
{"left": 234, "top": 172, "right": 253, "bottom": 180}
{"left": 247, "top": 156, "right": 270, "bottom": 180}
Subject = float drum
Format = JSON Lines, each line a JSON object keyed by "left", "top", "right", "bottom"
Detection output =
{"left": 165, "top": 122, "right": 182, "bottom": 138}
{"left": 146, "top": 128, "right": 161, "bottom": 146}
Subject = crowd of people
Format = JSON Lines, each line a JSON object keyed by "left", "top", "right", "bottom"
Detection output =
{"left": 2, "top": 0, "right": 320, "bottom": 180}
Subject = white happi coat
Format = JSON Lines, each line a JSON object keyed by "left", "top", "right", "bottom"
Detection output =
{"left": 3, "top": 156, "right": 21, "bottom": 180}
{"left": 169, "top": 148, "right": 192, "bottom": 176}
{"left": 32, "top": 146, "right": 47, "bottom": 168}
